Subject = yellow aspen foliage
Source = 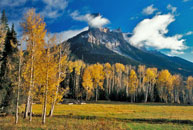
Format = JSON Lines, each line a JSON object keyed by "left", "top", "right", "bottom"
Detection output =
{"left": 82, "top": 63, "right": 104, "bottom": 101}
{"left": 115, "top": 63, "right": 125, "bottom": 73}
{"left": 68, "top": 61, "right": 74, "bottom": 73}
{"left": 21, "top": 9, "right": 46, "bottom": 120}
{"left": 91, "top": 63, "right": 105, "bottom": 90}
{"left": 91, "top": 63, "right": 104, "bottom": 101}
{"left": 172, "top": 74, "right": 182, "bottom": 103}
{"left": 104, "top": 63, "right": 112, "bottom": 79}
{"left": 68, "top": 60, "right": 85, "bottom": 75}
{"left": 74, "top": 60, "right": 86, "bottom": 75}
{"left": 138, "top": 65, "right": 146, "bottom": 91}
{"left": 115, "top": 63, "right": 125, "bottom": 92}
{"left": 186, "top": 76, "right": 193, "bottom": 90}
{"left": 48, "top": 43, "right": 69, "bottom": 117}
{"left": 186, "top": 76, "right": 193, "bottom": 104}
{"left": 82, "top": 66, "right": 94, "bottom": 100}
{"left": 104, "top": 63, "right": 113, "bottom": 95}
{"left": 0, "top": 24, "right": 6, "bottom": 54}
{"left": 157, "top": 69, "right": 173, "bottom": 102}
{"left": 143, "top": 68, "right": 157, "bottom": 102}
{"left": 128, "top": 69, "right": 138, "bottom": 94}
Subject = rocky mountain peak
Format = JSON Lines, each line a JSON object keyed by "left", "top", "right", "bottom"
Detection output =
{"left": 67, "top": 26, "right": 193, "bottom": 76}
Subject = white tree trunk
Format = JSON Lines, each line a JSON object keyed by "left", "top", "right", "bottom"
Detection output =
{"left": 15, "top": 50, "right": 22, "bottom": 124}
{"left": 49, "top": 46, "right": 61, "bottom": 117}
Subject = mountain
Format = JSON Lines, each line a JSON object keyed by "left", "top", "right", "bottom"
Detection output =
{"left": 66, "top": 27, "right": 193, "bottom": 77}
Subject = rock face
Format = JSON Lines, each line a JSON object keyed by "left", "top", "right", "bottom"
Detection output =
{"left": 66, "top": 27, "right": 193, "bottom": 76}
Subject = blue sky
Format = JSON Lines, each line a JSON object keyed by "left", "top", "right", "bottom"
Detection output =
{"left": 1, "top": 0, "right": 193, "bottom": 62}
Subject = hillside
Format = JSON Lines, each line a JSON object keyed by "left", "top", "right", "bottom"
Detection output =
{"left": 66, "top": 27, "right": 193, "bottom": 76}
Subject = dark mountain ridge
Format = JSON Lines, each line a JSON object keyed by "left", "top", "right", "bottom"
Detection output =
{"left": 66, "top": 27, "right": 193, "bottom": 77}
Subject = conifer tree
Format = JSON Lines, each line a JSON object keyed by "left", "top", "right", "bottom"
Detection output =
{"left": 0, "top": 11, "right": 18, "bottom": 114}
{"left": 0, "top": 10, "right": 8, "bottom": 30}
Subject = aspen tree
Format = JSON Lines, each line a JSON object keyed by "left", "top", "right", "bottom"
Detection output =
{"left": 82, "top": 66, "right": 94, "bottom": 101}
{"left": 21, "top": 9, "right": 46, "bottom": 120}
{"left": 91, "top": 63, "right": 105, "bottom": 101}
{"left": 137, "top": 65, "right": 145, "bottom": 95}
{"left": 186, "top": 76, "right": 193, "bottom": 104}
{"left": 123, "top": 65, "right": 132, "bottom": 99}
{"left": 48, "top": 43, "right": 68, "bottom": 117}
{"left": 172, "top": 74, "right": 182, "bottom": 103}
{"left": 104, "top": 63, "right": 112, "bottom": 98}
{"left": 157, "top": 69, "right": 172, "bottom": 103}
{"left": 115, "top": 63, "right": 125, "bottom": 95}
{"left": 128, "top": 69, "right": 138, "bottom": 102}
{"left": 143, "top": 68, "right": 157, "bottom": 102}
{"left": 15, "top": 45, "right": 23, "bottom": 124}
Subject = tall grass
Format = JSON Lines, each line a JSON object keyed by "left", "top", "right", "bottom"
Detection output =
{"left": 1, "top": 102, "right": 193, "bottom": 130}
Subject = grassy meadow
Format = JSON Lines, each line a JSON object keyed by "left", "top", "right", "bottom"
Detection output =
{"left": 0, "top": 101, "right": 193, "bottom": 130}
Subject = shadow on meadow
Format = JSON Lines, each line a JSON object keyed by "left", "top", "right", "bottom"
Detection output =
{"left": 32, "top": 114, "right": 193, "bottom": 125}
{"left": 87, "top": 101, "right": 193, "bottom": 107}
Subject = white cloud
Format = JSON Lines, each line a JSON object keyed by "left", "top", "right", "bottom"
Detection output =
{"left": 51, "top": 27, "right": 89, "bottom": 42}
{"left": 142, "top": 4, "right": 157, "bottom": 15}
{"left": 185, "top": 31, "right": 193, "bottom": 36}
{"left": 170, "top": 50, "right": 184, "bottom": 55}
{"left": 130, "top": 16, "right": 138, "bottom": 20}
{"left": 40, "top": 0, "right": 68, "bottom": 18}
{"left": 42, "top": 0, "right": 68, "bottom": 10}
{"left": 70, "top": 11, "right": 110, "bottom": 28}
{"left": 129, "top": 14, "right": 186, "bottom": 51}
{"left": 0, "top": 0, "right": 26, "bottom": 7}
{"left": 183, "top": 0, "right": 191, "bottom": 2}
{"left": 167, "top": 4, "right": 177, "bottom": 14}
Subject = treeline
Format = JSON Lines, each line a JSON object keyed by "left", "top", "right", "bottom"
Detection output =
{"left": 67, "top": 61, "right": 193, "bottom": 104}
{"left": 0, "top": 9, "right": 193, "bottom": 125}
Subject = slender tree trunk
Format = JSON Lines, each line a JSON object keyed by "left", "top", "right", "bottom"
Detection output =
{"left": 29, "top": 97, "right": 33, "bottom": 122}
{"left": 175, "top": 90, "right": 180, "bottom": 104}
{"left": 76, "top": 75, "right": 79, "bottom": 100}
{"left": 42, "top": 75, "right": 48, "bottom": 124}
{"left": 48, "top": 46, "right": 61, "bottom": 117}
{"left": 144, "top": 86, "right": 148, "bottom": 103}
{"left": 42, "top": 49, "right": 50, "bottom": 124}
{"left": 29, "top": 67, "right": 34, "bottom": 122}
{"left": 112, "top": 68, "right": 115, "bottom": 94}
{"left": 15, "top": 50, "right": 22, "bottom": 124}
{"left": 188, "top": 89, "right": 193, "bottom": 104}
{"left": 74, "top": 73, "right": 76, "bottom": 99}
{"left": 86, "top": 90, "right": 88, "bottom": 101}
{"left": 126, "top": 85, "right": 128, "bottom": 98}
{"left": 24, "top": 40, "right": 34, "bottom": 119}
{"left": 29, "top": 61, "right": 35, "bottom": 122}
{"left": 106, "top": 78, "right": 109, "bottom": 99}
{"left": 107, "top": 79, "right": 109, "bottom": 95}
{"left": 134, "top": 93, "right": 136, "bottom": 102}
{"left": 24, "top": 95, "right": 30, "bottom": 118}
{"left": 24, "top": 69, "right": 33, "bottom": 119}
{"left": 95, "top": 87, "right": 98, "bottom": 102}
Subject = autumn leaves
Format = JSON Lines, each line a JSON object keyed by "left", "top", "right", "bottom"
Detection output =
{"left": 10, "top": 9, "right": 193, "bottom": 125}
{"left": 21, "top": 9, "right": 68, "bottom": 124}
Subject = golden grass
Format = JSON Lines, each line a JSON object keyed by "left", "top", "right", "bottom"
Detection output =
{"left": 0, "top": 115, "right": 193, "bottom": 130}
{"left": 1, "top": 101, "right": 192, "bottom": 130}
{"left": 28, "top": 102, "right": 193, "bottom": 121}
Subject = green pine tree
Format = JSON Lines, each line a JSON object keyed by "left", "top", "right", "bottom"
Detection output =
{"left": 0, "top": 10, "right": 9, "bottom": 30}
{"left": 0, "top": 19, "right": 19, "bottom": 114}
